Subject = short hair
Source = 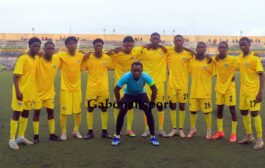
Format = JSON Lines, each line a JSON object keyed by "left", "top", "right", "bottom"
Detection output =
{"left": 174, "top": 35, "right": 184, "bottom": 40}
{"left": 123, "top": 36, "right": 134, "bottom": 43}
{"left": 28, "top": 37, "right": 41, "bottom": 45}
{"left": 44, "top": 41, "right": 55, "bottom": 48}
{"left": 131, "top": 61, "right": 143, "bottom": 68}
{"left": 151, "top": 32, "right": 160, "bottom": 38}
{"left": 239, "top": 37, "right": 251, "bottom": 44}
{"left": 65, "top": 36, "right": 78, "bottom": 45}
{"left": 93, "top": 38, "right": 104, "bottom": 45}
{"left": 197, "top": 42, "right": 206, "bottom": 47}
{"left": 218, "top": 41, "right": 228, "bottom": 48}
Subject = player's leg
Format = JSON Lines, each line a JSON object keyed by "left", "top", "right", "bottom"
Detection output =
{"left": 168, "top": 87, "right": 178, "bottom": 137}
{"left": 72, "top": 90, "right": 83, "bottom": 139}
{"left": 84, "top": 97, "right": 96, "bottom": 140}
{"left": 178, "top": 90, "right": 188, "bottom": 138}
{"left": 100, "top": 97, "right": 112, "bottom": 139}
{"left": 213, "top": 93, "right": 225, "bottom": 140}
{"left": 46, "top": 108, "right": 61, "bottom": 141}
{"left": 201, "top": 99, "right": 212, "bottom": 139}
{"left": 187, "top": 99, "right": 199, "bottom": 138}
{"left": 17, "top": 109, "right": 33, "bottom": 145}
{"left": 9, "top": 111, "right": 21, "bottom": 150}
{"left": 60, "top": 90, "right": 71, "bottom": 140}
{"left": 33, "top": 109, "right": 41, "bottom": 144}
{"left": 229, "top": 106, "right": 237, "bottom": 142}
{"left": 141, "top": 86, "right": 151, "bottom": 137}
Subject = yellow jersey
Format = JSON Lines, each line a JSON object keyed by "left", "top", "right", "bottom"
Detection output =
{"left": 12, "top": 54, "right": 37, "bottom": 101}
{"left": 35, "top": 55, "right": 60, "bottom": 100}
{"left": 167, "top": 46, "right": 193, "bottom": 90}
{"left": 111, "top": 47, "right": 141, "bottom": 82}
{"left": 237, "top": 52, "right": 264, "bottom": 96}
{"left": 81, "top": 53, "right": 113, "bottom": 96}
{"left": 213, "top": 55, "right": 237, "bottom": 94}
{"left": 189, "top": 57, "right": 214, "bottom": 99}
{"left": 137, "top": 47, "right": 167, "bottom": 83}
{"left": 56, "top": 51, "right": 84, "bottom": 91}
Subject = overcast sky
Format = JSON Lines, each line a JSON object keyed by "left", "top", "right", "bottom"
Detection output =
{"left": 1, "top": 0, "right": 265, "bottom": 36}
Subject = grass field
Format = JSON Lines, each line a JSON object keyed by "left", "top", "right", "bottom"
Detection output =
{"left": 0, "top": 71, "right": 265, "bottom": 168}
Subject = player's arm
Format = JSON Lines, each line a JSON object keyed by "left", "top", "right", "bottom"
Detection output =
{"left": 114, "top": 86, "right": 122, "bottom": 102}
{"left": 114, "top": 74, "right": 128, "bottom": 102}
{"left": 13, "top": 75, "right": 23, "bottom": 101}
{"left": 150, "top": 85, "right": 157, "bottom": 103}
{"left": 182, "top": 47, "right": 196, "bottom": 55}
{"left": 256, "top": 72, "right": 264, "bottom": 103}
{"left": 106, "top": 47, "right": 123, "bottom": 56}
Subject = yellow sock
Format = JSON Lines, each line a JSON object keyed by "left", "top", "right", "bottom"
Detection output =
{"left": 158, "top": 111, "right": 164, "bottom": 130}
{"left": 190, "top": 113, "right": 197, "bottom": 129}
{"left": 74, "top": 113, "right": 81, "bottom": 131}
{"left": 101, "top": 112, "right": 108, "bottom": 130}
{"left": 126, "top": 109, "right": 133, "bottom": 131}
{"left": 204, "top": 113, "right": 212, "bottom": 129}
{"left": 48, "top": 119, "right": 55, "bottom": 134}
{"left": 60, "top": 115, "right": 67, "bottom": 133}
{"left": 170, "top": 110, "right": 177, "bottom": 128}
{"left": 231, "top": 121, "right": 237, "bottom": 134}
{"left": 217, "top": 118, "right": 223, "bottom": 132}
{"left": 10, "top": 119, "right": 18, "bottom": 139}
{"left": 33, "top": 121, "right": 40, "bottom": 135}
{"left": 253, "top": 115, "right": 263, "bottom": 138}
{"left": 18, "top": 116, "right": 28, "bottom": 137}
{"left": 87, "top": 112, "right": 94, "bottom": 130}
{"left": 179, "top": 110, "right": 185, "bottom": 129}
{"left": 114, "top": 108, "right": 119, "bottom": 124}
{"left": 144, "top": 114, "right": 149, "bottom": 129}
{"left": 243, "top": 114, "right": 252, "bottom": 134}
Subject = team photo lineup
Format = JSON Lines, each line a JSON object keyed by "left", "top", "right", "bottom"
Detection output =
{"left": 7, "top": 32, "right": 265, "bottom": 151}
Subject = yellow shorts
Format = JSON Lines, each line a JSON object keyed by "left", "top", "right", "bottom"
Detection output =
{"left": 86, "top": 95, "right": 109, "bottom": 108}
{"left": 60, "top": 90, "right": 82, "bottom": 115}
{"left": 240, "top": 94, "right": 261, "bottom": 111}
{"left": 189, "top": 98, "right": 212, "bottom": 113}
{"left": 11, "top": 99, "right": 32, "bottom": 112}
{"left": 33, "top": 99, "right": 54, "bottom": 110}
{"left": 146, "top": 82, "right": 165, "bottom": 103}
{"left": 216, "top": 92, "right": 236, "bottom": 106}
{"left": 167, "top": 88, "right": 188, "bottom": 103}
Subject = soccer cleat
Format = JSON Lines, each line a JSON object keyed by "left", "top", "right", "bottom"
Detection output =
{"left": 158, "top": 130, "right": 169, "bottom": 138}
{"left": 150, "top": 136, "right": 159, "bottom": 146}
{"left": 83, "top": 131, "right": 94, "bottom": 140}
{"left": 16, "top": 137, "right": 33, "bottom": 145}
{"left": 33, "top": 135, "right": 40, "bottom": 144}
{"left": 101, "top": 130, "right": 112, "bottom": 139}
{"left": 60, "top": 132, "right": 67, "bottom": 141}
{"left": 187, "top": 128, "right": 197, "bottom": 138}
{"left": 111, "top": 136, "right": 121, "bottom": 146}
{"left": 126, "top": 130, "right": 136, "bottom": 137}
{"left": 50, "top": 134, "right": 62, "bottom": 141}
{"left": 212, "top": 131, "right": 225, "bottom": 140}
{"left": 206, "top": 129, "right": 212, "bottom": 140}
{"left": 179, "top": 129, "right": 186, "bottom": 138}
{"left": 254, "top": 138, "right": 264, "bottom": 150}
{"left": 229, "top": 133, "right": 237, "bottom": 143}
{"left": 238, "top": 135, "right": 255, "bottom": 144}
{"left": 168, "top": 129, "right": 178, "bottom": 137}
{"left": 9, "top": 139, "right": 19, "bottom": 150}
{"left": 73, "top": 131, "right": 83, "bottom": 139}
{"left": 141, "top": 129, "right": 150, "bottom": 137}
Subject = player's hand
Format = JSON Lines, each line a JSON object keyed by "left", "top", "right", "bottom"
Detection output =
{"left": 159, "top": 45, "right": 167, "bottom": 53}
{"left": 206, "top": 55, "right": 212, "bottom": 64}
{"left": 143, "top": 44, "right": 151, "bottom": 49}
{"left": 256, "top": 92, "right": 262, "bottom": 103}
{"left": 84, "top": 52, "right": 92, "bottom": 60}
{"left": 183, "top": 47, "right": 196, "bottom": 55}
{"left": 113, "top": 47, "right": 123, "bottom": 53}
{"left": 16, "top": 91, "right": 23, "bottom": 101}
{"left": 231, "top": 76, "right": 235, "bottom": 81}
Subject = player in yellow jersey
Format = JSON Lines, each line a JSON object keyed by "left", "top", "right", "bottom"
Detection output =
{"left": 82, "top": 38, "right": 113, "bottom": 139}
{"left": 166, "top": 35, "right": 193, "bottom": 138}
{"left": 9, "top": 37, "right": 41, "bottom": 150}
{"left": 107, "top": 36, "right": 141, "bottom": 137}
{"left": 32, "top": 41, "right": 62, "bottom": 143}
{"left": 137, "top": 32, "right": 168, "bottom": 137}
{"left": 237, "top": 37, "right": 264, "bottom": 150}
{"left": 56, "top": 36, "right": 84, "bottom": 140}
{"left": 187, "top": 42, "right": 213, "bottom": 140}
{"left": 212, "top": 42, "right": 238, "bottom": 143}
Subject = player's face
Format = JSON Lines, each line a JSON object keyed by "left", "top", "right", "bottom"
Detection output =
{"left": 123, "top": 42, "right": 134, "bottom": 53}
{"left": 218, "top": 43, "right": 228, "bottom": 56}
{"left": 150, "top": 35, "right": 161, "bottom": 46}
{"left": 196, "top": 43, "right": 206, "bottom": 55}
{"left": 94, "top": 42, "right": 103, "bottom": 53}
{"left": 239, "top": 40, "right": 250, "bottom": 54}
{"left": 66, "top": 40, "right": 77, "bottom": 52}
{"left": 44, "top": 44, "right": 55, "bottom": 56}
{"left": 131, "top": 65, "right": 143, "bottom": 80}
{"left": 29, "top": 42, "right": 41, "bottom": 55}
{"left": 174, "top": 37, "right": 184, "bottom": 48}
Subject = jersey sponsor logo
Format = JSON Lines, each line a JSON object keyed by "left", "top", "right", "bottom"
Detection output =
{"left": 17, "top": 102, "right": 22, "bottom": 106}
{"left": 224, "top": 63, "right": 229, "bottom": 68}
